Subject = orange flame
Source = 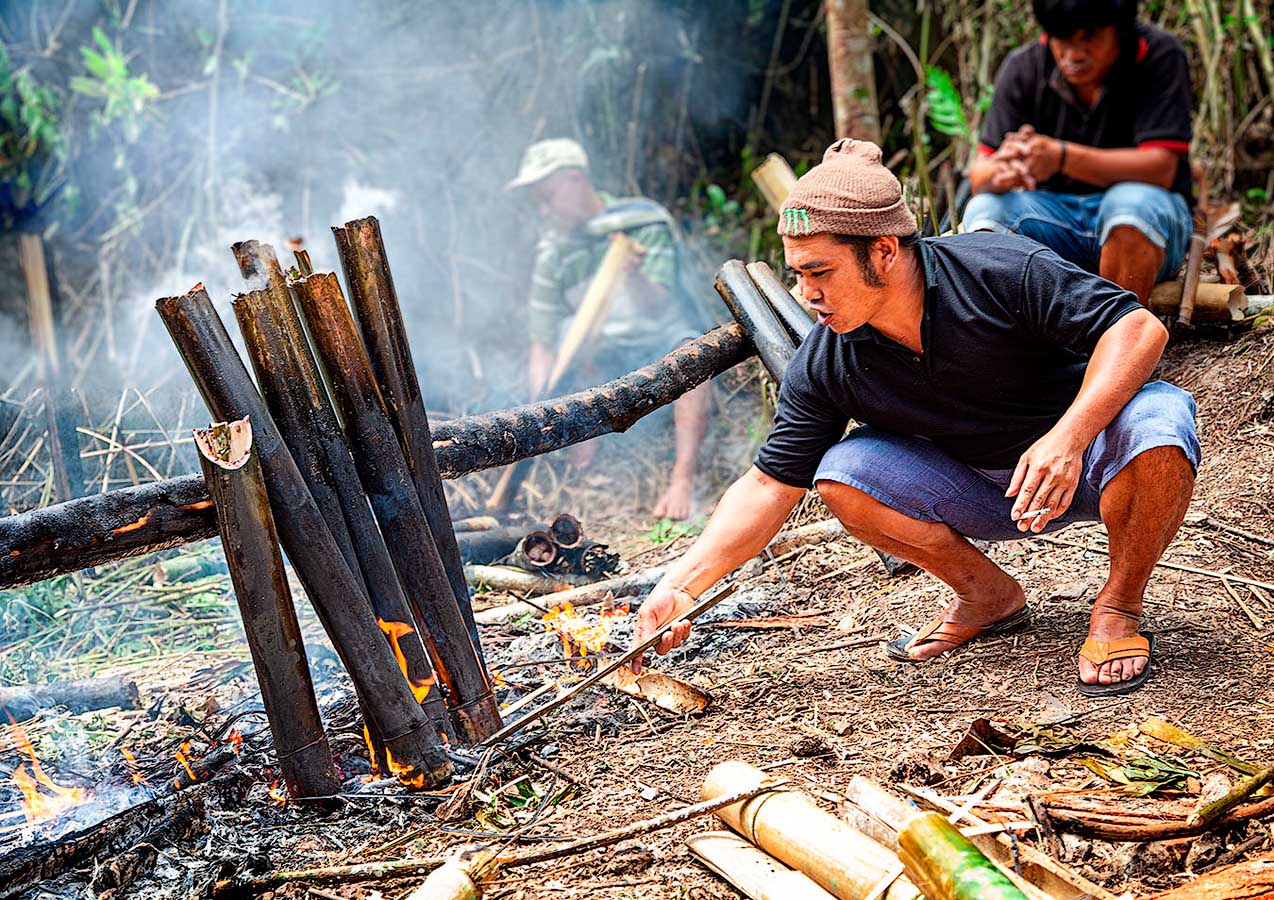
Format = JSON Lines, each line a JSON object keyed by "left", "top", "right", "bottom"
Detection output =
{"left": 490, "top": 668, "right": 508, "bottom": 688}
{"left": 225, "top": 729, "right": 243, "bottom": 751}
{"left": 542, "top": 601, "right": 630, "bottom": 670}
{"left": 268, "top": 781, "right": 288, "bottom": 806}
{"left": 363, "top": 725, "right": 381, "bottom": 774}
{"left": 377, "top": 618, "right": 436, "bottom": 703}
{"left": 120, "top": 748, "right": 146, "bottom": 786}
{"left": 9, "top": 722, "right": 89, "bottom": 826}
{"left": 175, "top": 741, "right": 198, "bottom": 783}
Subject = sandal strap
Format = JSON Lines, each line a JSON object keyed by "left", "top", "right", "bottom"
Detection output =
{"left": 909, "top": 617, "right": 986, "bottom": 649}
{"left": 1079, "top": 635, "right": 1150, "bottom": 665}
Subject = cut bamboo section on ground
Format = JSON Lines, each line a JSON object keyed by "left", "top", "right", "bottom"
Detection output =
{"left": 193, "top": 417, "right": 341, "bottom": 799}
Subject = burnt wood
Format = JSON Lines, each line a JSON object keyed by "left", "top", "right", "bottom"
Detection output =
{"left": 0, "top": 677, "right": 140, "bottom": 721}
{"left": 291, "top": 271, "right": 500, "bottom": 744}
{"left": 156, "top": 286, "right": 449, "bottom": 783}
{"left": 0, "top": 324, "right": 752, "bottom": 587}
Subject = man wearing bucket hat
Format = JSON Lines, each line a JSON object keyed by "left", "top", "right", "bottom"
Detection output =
{"left": 632, "top": 139, "right": 1200, "bottom": 697}
{"left": 507, "top": 138, "right": 712, "bottom": 520}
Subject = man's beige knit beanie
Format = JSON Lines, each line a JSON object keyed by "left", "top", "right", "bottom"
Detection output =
{"left": 777, "top": 139, "right": 917, "bottom": 238}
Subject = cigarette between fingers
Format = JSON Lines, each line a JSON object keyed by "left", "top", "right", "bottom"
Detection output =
{"left": 1015, "top": 506, "right": 1051, "bottom": 522}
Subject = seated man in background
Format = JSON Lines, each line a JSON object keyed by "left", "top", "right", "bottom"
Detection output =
{"left": 507, "top": 138, "right": 710, "bottom": 520}
{"left": 963, "top": 0, "right": 1194, "bottom": 304}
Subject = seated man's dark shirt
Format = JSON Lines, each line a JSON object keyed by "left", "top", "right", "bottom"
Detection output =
{"left": 978, "top": 22, "right": 1193, "bottom": 198}
{"left": 755, "top": 233, "right": 1144, "bottom": 488}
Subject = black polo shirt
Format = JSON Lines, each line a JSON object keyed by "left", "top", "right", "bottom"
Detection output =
{"left": 978, "top": 23, "right": 1193, "bottom": 198}
{"left": 754, "top": 233, "right": 1145, "bottom": 487}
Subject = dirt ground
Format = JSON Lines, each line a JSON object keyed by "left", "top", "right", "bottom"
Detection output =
{"left": 4, "top": 322, "right": 1274, "bottom": 900}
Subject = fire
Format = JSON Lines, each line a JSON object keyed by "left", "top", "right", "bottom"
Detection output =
{"left": 384, "top": 747, "right": 429, "bottom": 789}
{"left": 225, "top": 729, "right": 243, "bottom": 751}
{"left": 377, "top": 618, "right": 436, "bottom": 703}
{"left": 120, "top": 748, "right": 146, "bottom": 786}
{"left": 8, "top": 722, "right": 89, "bottom": 827}
{"left": 175, "top": 741, "right": 198, "bottom": 783}
{"left": 542, "top": 601, "right": 630, "bottom": 670}
{"left": 490, "top": 669, "right": 508, "bottom": 688}
{"left": 268, "top": 781, "right": 288, "bottom": 806}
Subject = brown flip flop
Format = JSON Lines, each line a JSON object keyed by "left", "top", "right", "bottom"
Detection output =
{"left": 1075, "top": 633, "right": 1155, "bottom": 697}
{"left": 885, "top": 605, "right": 1031, "bottom": 662}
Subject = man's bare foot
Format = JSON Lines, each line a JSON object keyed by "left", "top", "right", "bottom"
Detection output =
{"left": 1078, "top": 599, "right": 1146, "bottom": 686}
{"left": 652, "top": 473, "right": 694, "bottom": 520}
{"left": 904, "top": 580, "right": 1027, "bottom": 660}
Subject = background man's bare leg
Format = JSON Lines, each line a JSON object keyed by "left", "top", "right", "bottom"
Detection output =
{"left": 1100, "top": 225, "right": 1165, "bottom": 305}
{"left": 815, "top": 480, "right": 1024, "bottom": 659}
{"left": 653, "top": 380, "right": 711, "bottom": 520}
{"left": 1086, "top": 446, "right": 1195, "bottom": 685}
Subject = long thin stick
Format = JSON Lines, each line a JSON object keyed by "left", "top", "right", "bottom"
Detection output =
{"left": 1187, "top": 762, "right": 1274, "bottom": 827}
{"left": 504, "top": 779, "right": 784, "bottom": 867}
{"left": 1040, "top": 535, "right": 1274, "bottom": 592}
{"left": 480, "top": 582, "right": 737, "bottom": 746}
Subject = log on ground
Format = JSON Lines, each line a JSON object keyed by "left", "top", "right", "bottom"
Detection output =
{"left": 0, "top": 676, "right": 140, "bottom": 721}
{"left": 0, "top": 323, "right": 752, "bottom": 589}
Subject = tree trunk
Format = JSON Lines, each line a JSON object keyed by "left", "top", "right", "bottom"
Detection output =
{"left": 825, "top": 0, "right": 881, "bottom": 144}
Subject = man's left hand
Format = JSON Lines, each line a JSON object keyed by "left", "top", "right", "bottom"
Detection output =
{"left": 1006, "top": 428, "right": 1086, "bottom": 533}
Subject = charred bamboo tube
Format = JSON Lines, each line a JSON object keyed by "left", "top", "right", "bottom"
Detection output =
{"left": 702, "top": 761, "right": 920, "bottom": 900}
{"left": 193, "top": 418, "right": 341, "bottom": 799}
{"left": 290, "top": 272, "right": 501, "bottom": 744}
{"left": 156, "top": 286, "right": 450, "bottom": 786}
{"left": 548, "top": 513, "right": 583, "bottom": 549}
{"left": 334, "top": 218, "right": 479, "bottom": 650}
{"left": 746, "top": 261, "right": 813, "bottom": 344}
{"left": 506, "top": 531, "right": 559, "bottom": 570}
{"left": 0, "top": 325, "right": 754, "bottom": 589}
{"left": 454, "top": 516, "right": 500, "bottom": 533}
{"left": 231, "top": 277, "right": 448, "bottom": 732}
{"left": 716, "top": 261, "right": 795, "bottom": 383}
{"left": 897, "top": 813, "right": 1029, "bottom": 900}
{"left": 457, "top": 526, "right": 534, "bottom": 565}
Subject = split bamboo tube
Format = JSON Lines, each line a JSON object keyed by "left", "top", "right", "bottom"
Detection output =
{"left": 156, "top": 286, "right": 451, "bottom": 787}
{"left": 751, "top": 153, "right": 798, "bottom": 215}
{"left": 291, "top": 271, "right": 501, "bottom": 744}
{"left": 194, "top": 418, "right": 341, "bottom": 799}
{"left": 231, "top": 277, "right": 449, "bottom": 734}
{"left": 688, "top": 831, "right": 837, "bottom": 900}
{"left": 701, "top": 761, "right": 920, "bottom": 900}
{"left": 1149, "top": 281, "right": 1245, "bottom": 323}
{"left": 333, "top": 218, "right": 480, "bottom": 653}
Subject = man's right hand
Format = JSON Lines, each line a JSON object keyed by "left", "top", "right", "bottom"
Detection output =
{"left": 630, "top": 582, "right": 697, "bottom": 673}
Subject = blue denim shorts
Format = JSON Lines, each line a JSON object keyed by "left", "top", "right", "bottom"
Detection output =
{"left": 962, "top": 183, "right": 1192, "bottom": 281}
{"left": 812, "top": 382, "right": 1200, "bottom": 541}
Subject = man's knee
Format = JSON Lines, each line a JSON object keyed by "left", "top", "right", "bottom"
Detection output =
{"left": 1097, "top": 182, "right": 1191, "bottom": 273}
{"left": 814, "top": 478, "right": 877, "bottom": 524}
{"left": 962, "top": 192, "right": 1027, "bottom": 233}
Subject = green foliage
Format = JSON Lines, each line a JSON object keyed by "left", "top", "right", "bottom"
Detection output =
{"left": 925, "top": 65, "right": 970, "bottom": 140}
{"left": 646, "top": 515, "right": 706, "bottom": 544}
{"left": 69, "top": 27, "right": 159, "bottom": 142}
{"left": 0, "top": 44, "right": 65, "bottom": 223}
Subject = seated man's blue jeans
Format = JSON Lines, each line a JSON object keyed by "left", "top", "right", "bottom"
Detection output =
{"left": 962, "top": 183, "right": 1192, "bottom": 281}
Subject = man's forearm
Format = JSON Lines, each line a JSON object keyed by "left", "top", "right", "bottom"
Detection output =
{"left": 659, "top": 467, "right": 805, "bottom": 597}
{"left": 1061, "top": 144, "right": 1178, "bottom": 190}
{"left": 1055, "top": 310, "right": 1168, "bottom": 446}
{"left": 968, "top": 157, "right": 1001, "bottom": 194}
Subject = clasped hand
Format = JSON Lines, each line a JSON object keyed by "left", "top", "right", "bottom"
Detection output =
{"left": 986, "top": 125, "right": 1064, "bottom": 193}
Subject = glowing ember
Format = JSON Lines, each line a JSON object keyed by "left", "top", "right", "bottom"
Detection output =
{"left": 8, "top": 722, "right": 90, "bottom": 827}
{"left": 174, "top": 741, "right": 198, "bottom": 783}
{"left": 120, "top": 748, "right": 146, "bottom": 786}
{"left": 377, "top": 618, "right": 436, "bottom": 703}
{"left": 267, "top": 781, "right": 288, "bottom": 806}
{"left": 225, "top": 729, "right": 243, "bottom": 751}
{"left": 490, "top": 669, "right": 508, "bottom": 688}
{"left": 542, "top": 601, "right": 630, "bottom": 670}
{"left": 385, "top": 747, "right": 429, "bottom": 789}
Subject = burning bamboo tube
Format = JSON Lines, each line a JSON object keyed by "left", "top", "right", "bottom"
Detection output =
{"left": 156, "top": 286, "right": 451, "bottom": 787}
{"left": 716, "top": 261, "right": 796, "bottom": 383}
{"left": 486, "top": 233, "right": 637, "bottom": 512}
{"left": 291, "top": 271, "right": 501, "bottom": 744}
{"left": 751, "top": 153, "right": 799, "bottom": 216}
{"left": 746, "top": 261, "right": 813, "bottom": 344}
{"left": 193, "top": 417, "right": 341, "bottom": 799}
{"left": 701, "top": 761, "right": 920, "bottom": 900}
{"left": 333, "top": 218, "right": 480, "bottom": 651}
{"left": 232, "top": 282, "right": 449, "bottom": 734}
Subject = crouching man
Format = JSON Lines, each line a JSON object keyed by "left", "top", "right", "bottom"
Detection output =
{"left": 632, "top": 140, "right": 1199, "bottom": 696}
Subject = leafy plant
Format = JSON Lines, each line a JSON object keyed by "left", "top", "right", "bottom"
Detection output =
{"left": 646, "top": 515, "right": 706, "bottom": 544}
{"left": 0, "top": 45, "right": 66, "bottom": 225}
{"left": 69, "top": 27, "right": 159, "bottom": 142}
{"left": 925, "top": 65, "right": 970, "bottom": 141}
